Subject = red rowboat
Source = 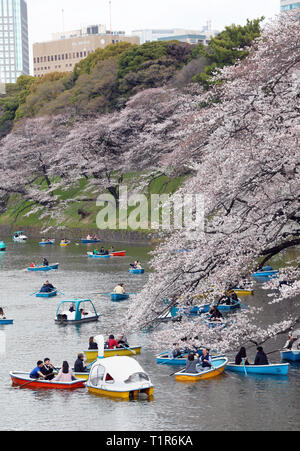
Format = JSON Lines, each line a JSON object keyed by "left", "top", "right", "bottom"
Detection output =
{"left": 109, "top": 250, "right": 126, "bottom": 257}
{"left": 10, "top": 372, "right": 86, "bottom": 390}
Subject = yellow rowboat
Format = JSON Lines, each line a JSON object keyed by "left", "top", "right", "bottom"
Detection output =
{"left": 232, "top": 289, "right": 253, "bottom": 296}
{"left": 84, "top": 346, "right": 142, "bottom": 362}
{"left": 175, "top": 357, "right": 228, "bottom": 382}
{"left": 87, "top": 336, "right": 154, "bottom": 400}
{"left": 60, "top": 241, "right": 71, "bottom": 247}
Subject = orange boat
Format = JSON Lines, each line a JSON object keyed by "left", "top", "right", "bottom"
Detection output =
{"left": 109, "top": 250, "right": 126, "bottom": 257}
{"left": 10, "top": 372, "right": 86, "bottom": 390}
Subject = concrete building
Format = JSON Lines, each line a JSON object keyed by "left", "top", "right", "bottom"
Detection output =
{"left": 132, "top": 25, "right": 218, "bottom": 45}
{"left": 0, "top": 0, "right": 29, "bottom": 84}
{"left": 280, "top": 0, "right": 300, "bottom": 11}
{"left": 158, "top": 33, "right": 211, "bottom": 46}
{"left": 33, "top": 26, "right": 139, "bottom": 78}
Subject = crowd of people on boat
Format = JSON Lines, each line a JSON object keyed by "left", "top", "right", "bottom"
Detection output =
{"left": 92, "top": 246, "right": 114, "bottom": 255}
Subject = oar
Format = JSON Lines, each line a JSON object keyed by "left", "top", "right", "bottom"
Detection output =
{"left": 120, "top": 344, "right": 136, "bottom": 355}
{"left": 86, "top": 360, "right": 96, "bottom": 370}
{"left": 266, "top": 349, "right": 282, "bottom": 356}
{"left": 29, "top": 291, "right": 39, "bottom": 296}
{"left": 169, "top": 368, "right": 185, "bottom": 377}
{"left": 56, "top": 290, "right": 65, "bottom": 295}
{"left": 19, "top": 377, "right": 45, "bottom": 389}
{"left": 242, "top": 358, "right": 248, "bottom": 376}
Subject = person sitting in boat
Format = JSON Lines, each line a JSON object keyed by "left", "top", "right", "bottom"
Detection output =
{"left": 30, "top": 262, "right": 36, "bottom": 268}
{"left": 69, "top": 304, "right": 76, "bottom": 313}
{"left": 184, "top": 352, "right": 201, "bottom": 373}
{"left": 87, "top": 234, "right": 92, "bottom": 241}
{"left": 0, "top": 307, "right": 6, "bottom": 320}
{"left": 113, "top": 283, "right": 125, "bottom": 295}
{"left": 41, "top": 238, "right": 46, "bottom": 243}
{"left": 41, "top": 358, "right": 56, "bottom": 381}
{"left": 235, "top": 347, "right": 250, "bottom": 366}
{"left": 109, "top": 246, "right": 115, "bottom": 253}
{"left": 88, "top": 336, "right": 98, "bottom": 350}
{"left": 254, "top": 347, "right": 269, "bottom": 366}
{"left": 93, "top": 248, "right": 99, "bottom": 255}
{"left": 79, "top": 308, "right": 89, "bottom": 318}
{"left": 117, "top": 334, "right": 129, "bottom": 348}
{"left": 61, "top": 238, "right": 68, "bottom": 244}
{"left": 98, "top": 246, "right": 105, "bottom": 254}
{"left": 43, "top": 257, "right": 49, "bottom": 267}
{"left": 209, "top": 306, "right": 223, "bottom": 321}
{"left": 106, "top": 335, "right": 121, "bottom": 350}
{"left": 30, "top": 361, "right": 46, "bottom": 379}
{"left": 47, "top": 237, "right": 52, "bottom": 242}
{"left": 40, "top": 281, "right": 55, "bottom": 293}
{"left": 199, "top": 348, "right": 212, "bottom": 369}
{"left": 93, "top": 234, "right": 99, "bottom": 241}
{"left": 53, "top": 361, "right": 76, "bottom": 382}
{"left": 171, "top": 343, "right": 182, "bottom": 358}
{"left": 74, "top": 353, "right": 87, "bottom": 373}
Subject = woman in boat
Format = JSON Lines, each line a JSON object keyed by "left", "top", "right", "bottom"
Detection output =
{"left": 235, "top": 347, "right": 249, "bottom": 365}
{"left": 106, "top": 335, "right": 121, "bottom": 350}
{"left": 184, "top": 352, "right": 201, "bottom": 373}
{"left": 88, "top": 336, "right": 98, "bottom": 350}
{"left": 41, "top": 358, "right": 56, "bottom": 380}
{"left": 0, "top": 307, "right": 6, "bottom": 320}
{"left": 30, "top": 361, "right": 46, "bottom": 379}
{"left": 74, "top": 353, "right": 87, "bottom": 373}
{"left": 117, "top": 334, "right": 129, "bottom": 348}
{"left": 113, "top": 283, "right": 126, "bottom": 295}
{"left": 254, "top": 347, "right": 269, "bottom": 365}
{"left": 53, "top": 361, "right": 75, "bottom": 382}
{"left": 87, "top": 234, "right": 92, "bottom": 241}
{"left": 93, "top": 234, "right": 99, "bottom": 241}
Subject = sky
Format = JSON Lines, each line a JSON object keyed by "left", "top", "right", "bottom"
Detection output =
{"left": 26, "top": 0, "right": 280, "bottom": 73}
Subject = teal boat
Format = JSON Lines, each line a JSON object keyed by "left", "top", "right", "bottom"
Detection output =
{"left": 36, "top": 290, "right": 58, "bottom": 298}
{"left": 28, "top": 263, "right": 59, "bottom": 272}
{"left": 129, "top": 268, "right": 145, "bottom": 274}
{"left": 110, "top": 293, "right": 130, "bottom": 302}
{"left": 87, "top": 252, "right": 110, "bottom": 259}
{"left": 0, "top": 319, "right": 13, "bottom": 325}
{"left": 226, "top": 362, "right": 289, "bottom": 376}
{"left": 55, "top": 299, "right": 99, "bottom": 325}
{"left": 0, "top": 241, "right": 6, "bottom": 252}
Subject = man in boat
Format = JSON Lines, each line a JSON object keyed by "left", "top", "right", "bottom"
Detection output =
{"left": 209, "top": 306, "right": 223, "bottom": 321}
{"left": 89, "top": 337, "right": 98, "bottom": 350}
{"left": 43, "top": 257, "right": 49, "bottom": 267}
{"left": 30, "top": 361, "right": 46, "bottom": 379}
{"left": 254, "top": 347, "right": 269, "bottom": 365}
{"left": 41, "top": 358, "right": 56, "bottom": 380}
{"left": 117, "top": 334, "right": 129, "bottom": 348}
{"left": 93, "top": 248, "right": 99, "bottom": 255}
{"left": 40, "top": 281, "right": 55, "bottom": 293}
{"left": 113, "top": 283, "right": 126, "bottom": 295}
{"left": 74, "top": 353, "right": 87, "bottom": 373}
{"left": 199, "top": 348, "right": 212, "bottom": 369}
{"left": 106, "top": 335, "right": 122, "bottom": 349}
{"left": 99, "top": 246, "right": 105, "bottom": 254}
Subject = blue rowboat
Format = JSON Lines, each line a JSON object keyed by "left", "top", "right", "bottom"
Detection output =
{"left": 171, "top": 304, "right": 210, "bottom": 318}
{"left": 203, "top": 316, "right": 227, "bottom": 329}
{"left": 0, "top": 241, "right": 6, "bottom": 252}
{"left": 28, "top": 263, "right": 59, "bottom": 272}
{"left": 157, "top": 349, "right": 206, "bottom": 365}
{"left": 216, "top": 300, "right": 241, "bottom": 312}
{"left": 110, "top": 293, "right": 130, "bottom": 302}
{"left": 36, "top": 290, "right": 58, "bottom": 298}
{"left": 39, "top": 240, "right": 55, "bottom": 246}
{"left": 253, "top": 269, "right": 279, "bottom": 278}
{"left": 129, "top": 269, "right": 145, "bottom": 274}
{"left": 87, "top": 252, "right": 110, "bottom": 259}
{"left": 82, "top": 239, "right": 101, "bottom": 244}
{"left": 0, "top": 319, "right": 13, "bottom": 325}
{"left": 280, "top": 350, "right": 300, "bottom": 362}
{"left": 226, "top": 362, "right": 289, "bottom": 376}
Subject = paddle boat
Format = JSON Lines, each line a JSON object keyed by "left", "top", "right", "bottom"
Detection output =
{"left": 110, "top": 293, "right": 130, "bottom": 302}
{"left": 10, "top": 372, "right": 85, "bottom": 390}
{"left": 281, "top": 349, "right": 300, "bottom": 362}
{"left": 81, "top": 238, "right": 101, "bottom": 244}
{"left": 60, "top": 240, "right": 71, "bottom": 247}
{"left": 87, "top": 336, "right": 154, "bottom": 400}
{"left": 87, "top": 252, "right": 110, "bottom": 259}
{"left": 129, "top": 268, "right": 145, "bottom": 274}
{"left": 226, "top": 362, "right": 289, "bottom": 376}
{"left": 0, "top": 319, "right": 13, "bottom": 325}
{"left": 174, "top": 357, "right": 228, "bottom": 382}
{"left": 13, "top": 231, "right": 28, "bottom": 242}
{"left": 36, "top": 290, "right": 58, "bottom": 298}
{"left": 85, "top": 346, "right": 142, "bottom": 363}
{"left": 39, "top": 239, "right": 55, "bottom": 246}
{"left": 28, "top": 263, "right": 59, "bottom": 272}
{"left": 55, "top": 299, "right": 99, "bottom": 325}
{"left": 0, "top": 241, "right": 6, "bottom": 252}
{"left": 110, "top": 250, "right": 126, "bottom": 257}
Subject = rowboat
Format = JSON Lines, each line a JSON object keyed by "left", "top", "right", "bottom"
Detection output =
{"left": 13, "top": 231, "right": 28, "bottom": 242}
{"left": 203, "top": 316, "right": 227, "bottom": 329}
{"left": 10, "top": 372, "right": 85, "bottom": 390}
{"left": 55, "top": 299, "right": 99, "bottom": 325}
{"left": 110, "top": 251, "right": 126, "bottom": 257}
{"left": 110, "top": 293, "right": 130, "bottom": 302}
{"left": 216, "top": 299, "right": 242, "bottom": 312}
{"left": 232, "top": 288, "right": 253, "bottom": 296}
{"left": 36, "top": 290, "right": 58, "bottom": 298}
{"left": 81, "top": 239, "right": 101, "bottom": 244}
{"left": 280, "top": 349, "right": 300, "bottom": 362}
{"left": 0, "top": 319, "right": 13, "bottom": 325}
{"left": 28, "top": 263, "right": 59, "bottom": 272}
{"left": 174, "top": 357, "right": 228, "bottom": 382}
{"left": 84, "top": 346, "right": 142, "bottom": 362}
{"left": 156, "top": 349, "right": 206, "bottom": 366}
{"left": 87, "top": 252, "right": 110, "bottom": 259}
{"left": 226, "top": 362, "right": 289, "bottom": 376}
{"left": 87, "top": 336, "right": 153, "bottom": 400}
{"left": 170, "top": 304, "right": 210, "bottom": 318}
{"left": 54, "top": 368, "right": 90, "bottom": 381}
{"left": 253, "top": 270, "right": 279, "bottom": 278}
{"left": 129, "top": 268, "right": 145, "bottom": 274}
{"left": 0, "top": 241, "right": 6, "bottom": 252}
{"left": 60, "top": 241, "right": 71, "bottom": 247}
{"left": 39, "top": 240, "right": 55, "bottom": 246}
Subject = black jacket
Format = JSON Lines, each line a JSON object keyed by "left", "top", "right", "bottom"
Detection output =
{"left": 254, "top": 351, "right": 269, "bottom": 366}
{"left": 74, "top": 358, "right": 87, "bottom": 373}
